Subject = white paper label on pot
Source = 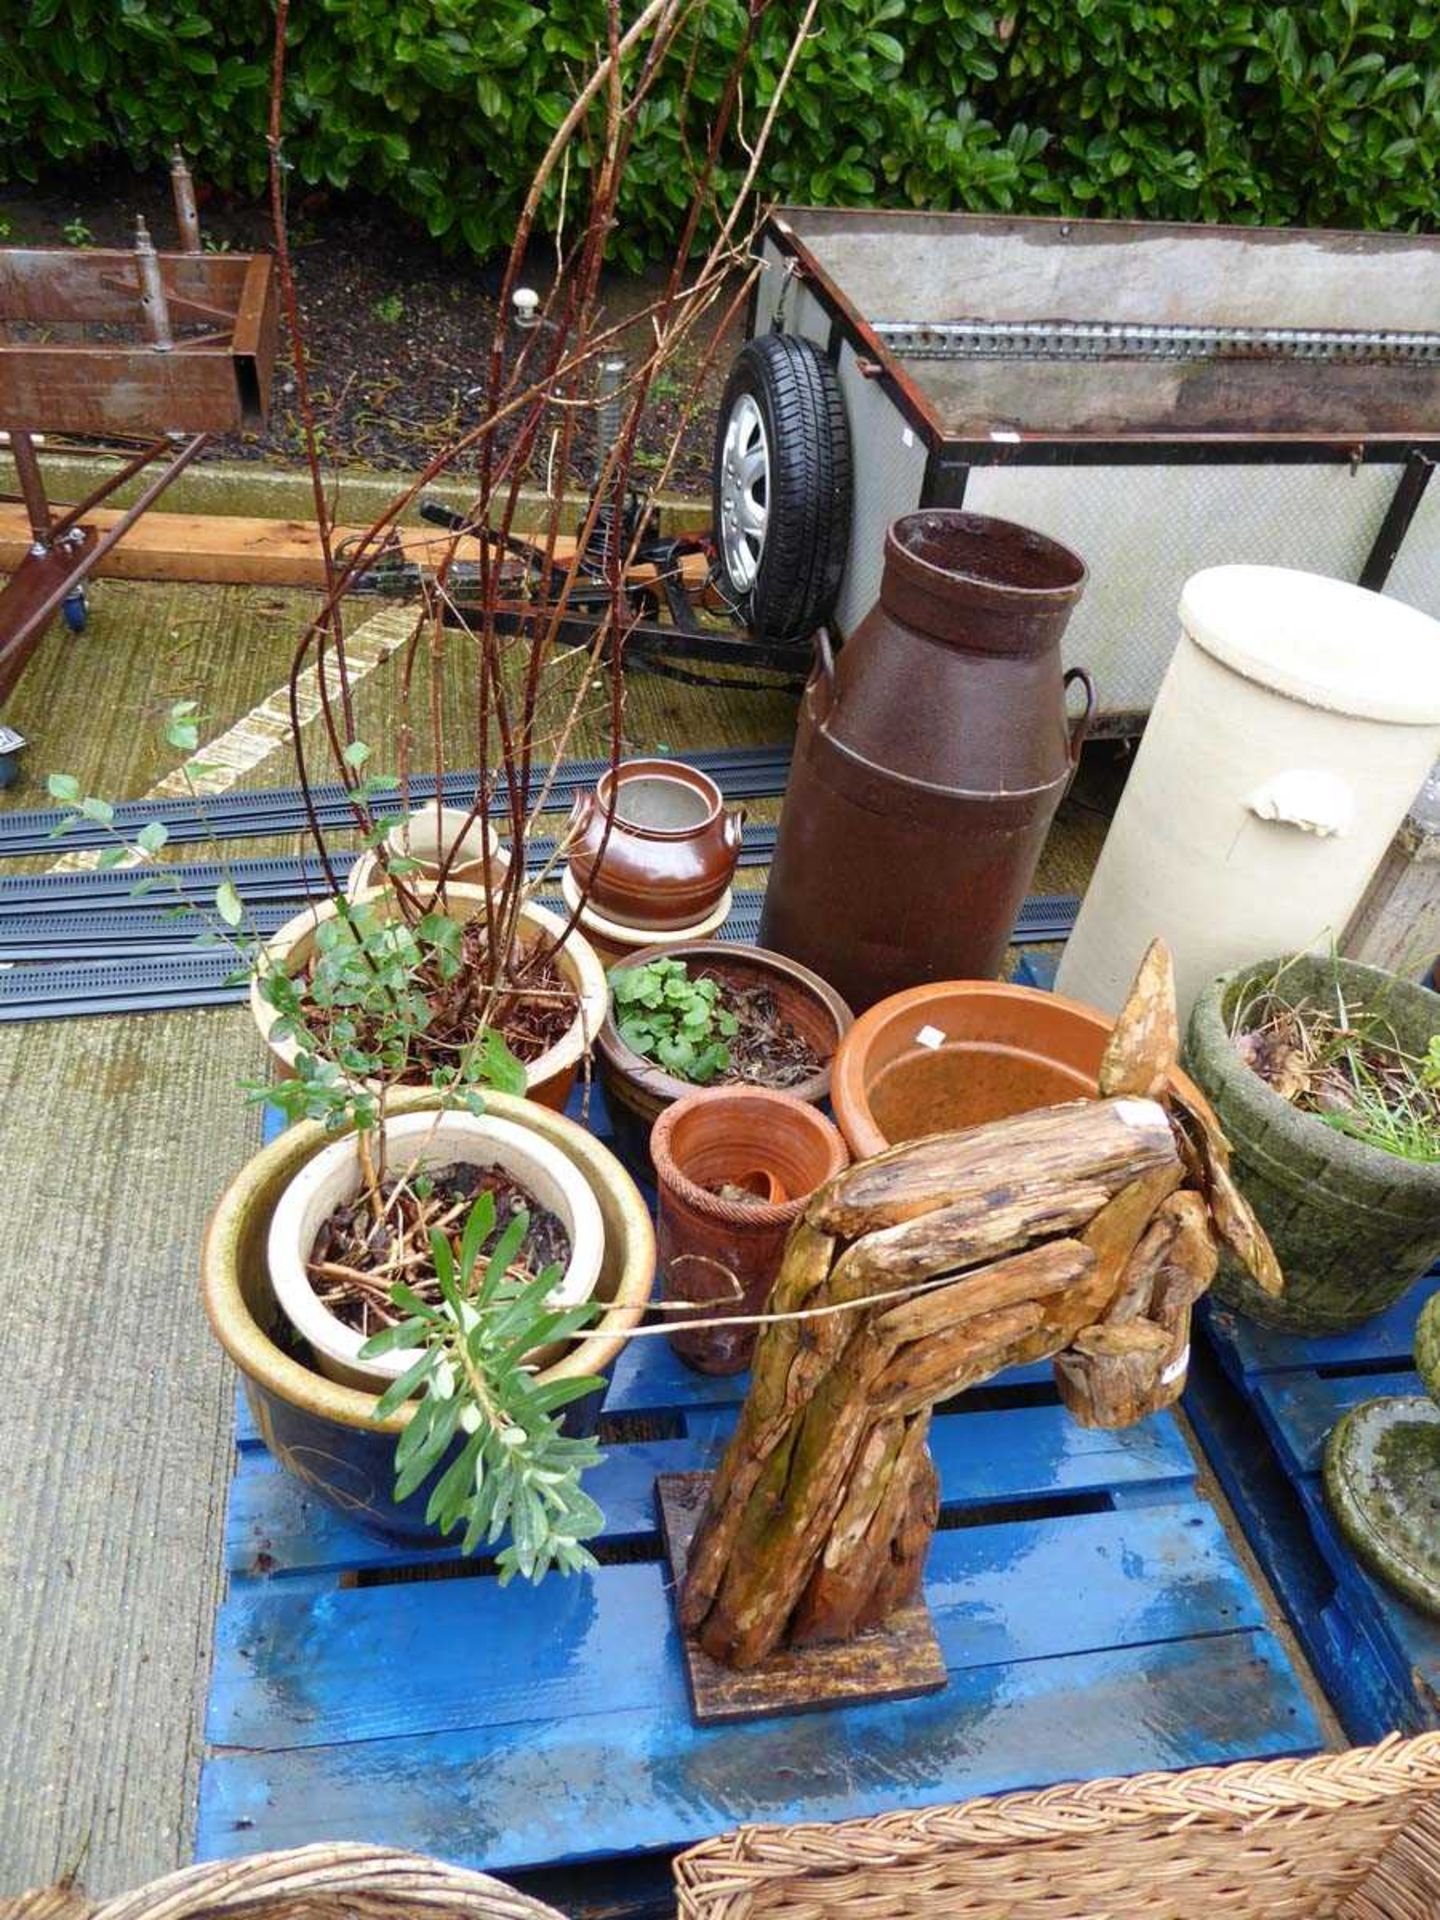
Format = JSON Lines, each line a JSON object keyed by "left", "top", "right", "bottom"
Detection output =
{"left": 914, "top": 1023, "right": 947, "bottom": 1050}
{"left": 1113, "top": 1098, "right": 1168, "bottom": 1132}
{"left": 1160, "top": 1345, "right": 1191, "bottom": 1387}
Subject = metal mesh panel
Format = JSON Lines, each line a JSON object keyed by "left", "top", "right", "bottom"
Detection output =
{"left": 961, "top": 462, "right": 1407, "bottom": 717}
{"left": 829, "top": 339, "right": 928, "bottom": 637}
{"left": 1378, "top": 475, "right": 1440, "bottom": 616}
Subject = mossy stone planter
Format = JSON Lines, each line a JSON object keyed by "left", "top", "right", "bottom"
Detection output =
{"left": 1185, "top": 953, "right": 1440, "bottom": 1334}
{"left": 201, "top": 1088, "right": 654, "bottom": 1543}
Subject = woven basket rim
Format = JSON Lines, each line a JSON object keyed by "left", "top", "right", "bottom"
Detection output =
{"left": 2, "top": 1843, "right": 567, "bottom": 1920}
{"left": 673, "top": 1732, "right": 1440, "bottom": 1898}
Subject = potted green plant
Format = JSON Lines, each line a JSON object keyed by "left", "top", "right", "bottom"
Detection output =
{"left": 47, "top": 757, "right": 654, "bottom": 1572}
{"left": 203, "top": 1088, "right": 655, "bottom": 1563}
{"left": 596, "top": 943, "right": 853, "bottom": 1175}
{"left": 252, "top": 887, "right": 608, "bottom": 1112}
{"left": 1185, "top": 951, "right": 1440, "bottom": 1332}
{"left": 50, "top": 0, "right": 820, "bottom": 1575}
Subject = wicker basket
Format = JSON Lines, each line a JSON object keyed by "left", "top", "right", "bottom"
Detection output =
{"left": 0, "top": 1844, "right": 567, "bottom": 1920}
{"left": 673, "top": 1734, "right": 1440, "bottom": 1920}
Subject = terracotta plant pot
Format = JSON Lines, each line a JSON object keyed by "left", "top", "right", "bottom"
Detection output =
{"left": 267, "top": 1108, "right": 605, "bottom": 1392}
{"left": 250, "top": 887, "right": 607, "bottom": 1111}
{"left": 347, "top": 805, "right": 509, "bottom": 902}
{"left": 832, "top": 978, "right": 1211, "bottom": 1159}
{"left": 595, "top": 939, "right": 854, "bottom": 1177}
{"left": 566, "top": 758, "right": 744, "bottom": 932}
{"left": 1186, "top": 952, "right": 1440, "bottom": 1333}
{"left": 651, "top": 1086, "right": 847, "bottom": 1374}
{"left": 201, "top": 1088, "right": 654, "bottom": 1542}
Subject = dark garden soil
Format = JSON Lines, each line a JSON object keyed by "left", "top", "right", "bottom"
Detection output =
{"left": 308, "top": 1158, "right": 571, "bottom": 1339}
{"left": 299, "top": 932, "right": 577, "bottom": 1075}
{"left": 2, "top": 163, "right": 735, "bottom": 490}
{"left": 705, "top": 970, "right": 826, "bottom": 1091}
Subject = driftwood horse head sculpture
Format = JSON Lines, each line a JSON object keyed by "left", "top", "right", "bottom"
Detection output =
{"left": 679, "top": 940, "right": 1281, "bottom": 1671}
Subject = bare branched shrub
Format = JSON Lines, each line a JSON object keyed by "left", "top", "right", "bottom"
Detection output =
{"left": 268, "top": 0, "right": 817, "bottom": 1051}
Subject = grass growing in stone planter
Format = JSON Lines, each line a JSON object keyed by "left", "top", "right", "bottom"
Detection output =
{"left": 1186, "top": 952, "right": 1440, "bottom": 1334}
{"left": 1230, "top": 958, "right": 1440, "bottom": 1163}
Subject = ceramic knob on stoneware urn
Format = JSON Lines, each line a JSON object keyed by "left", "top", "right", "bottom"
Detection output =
{"left": 566, "top": 758, "right": 744, "bottom": 933}
{"left": 760, "top": 511, "right": 1092, "bottom": 1014}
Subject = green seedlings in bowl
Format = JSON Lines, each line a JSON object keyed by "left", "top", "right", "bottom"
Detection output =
{"left": 610, "top": 956, "right": 737, "bottom": 1084}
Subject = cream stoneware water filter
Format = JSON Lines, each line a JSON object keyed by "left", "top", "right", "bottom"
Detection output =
{"left": 1057, "top": 565, "right": 1440, "bottom": 1023}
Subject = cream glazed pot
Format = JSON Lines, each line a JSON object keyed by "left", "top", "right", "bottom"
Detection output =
{"left": 267, "top": 1108, "right": 605, "bottom": 1392}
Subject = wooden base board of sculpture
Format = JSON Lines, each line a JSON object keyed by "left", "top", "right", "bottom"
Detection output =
{"left": 657, "top": 1470, "right": 947, "bottom": 1723}
{"left": 664, "top": 941, "right": 1283, "bottom": 1705}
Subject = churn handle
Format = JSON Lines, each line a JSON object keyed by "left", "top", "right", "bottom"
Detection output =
{"left": 1064, "top": 667, "right": 1097, "bottom": 765}
{"left": 811, "top": 627, "right": 838, "bottom": 720}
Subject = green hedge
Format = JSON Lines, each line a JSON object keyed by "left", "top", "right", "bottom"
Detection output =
{"left": 3, "top": 2, "right": 1438, "bottom": 262}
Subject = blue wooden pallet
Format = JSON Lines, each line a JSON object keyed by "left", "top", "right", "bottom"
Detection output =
{"left": 196, "top": 1093, "right": 1324, "bottom": 1913}
{"left": 1187, "top": 1274, "right": 1440, "bottom": 1745}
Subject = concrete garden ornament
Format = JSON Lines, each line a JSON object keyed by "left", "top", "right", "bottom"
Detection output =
{"left": 1325, "top": 1291, "right": 1440, "bottom": 1620}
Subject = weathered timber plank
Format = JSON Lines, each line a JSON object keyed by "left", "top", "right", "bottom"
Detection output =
{"left": 0, "top": 504, "right": 711, "bottom": 591}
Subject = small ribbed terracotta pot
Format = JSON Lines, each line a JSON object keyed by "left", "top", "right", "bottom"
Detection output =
{"left": 652, "top": 1086, "right": 848, "bottom": 1375}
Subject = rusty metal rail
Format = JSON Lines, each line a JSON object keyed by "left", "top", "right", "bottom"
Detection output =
{"left": 0, "top": 154, "right": 276, "bottom": 733}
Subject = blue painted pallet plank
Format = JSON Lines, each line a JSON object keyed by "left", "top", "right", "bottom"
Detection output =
{"left": 225, "top": 1396, "right": 1196, "bottom": 1579}
{"left": 1253, "top": 1369, "right": 1419, "bottom": 1482}
{"left": 224, "top": 1431, "right": 726, "bottom": 1579}
{"left": 604, "top": 1341, "right": 1058, "bottom": 1418}
{"left": 683, "top": 1400, "right": 1194, "bottom": 1500}
{"left": 601, "top": 1334, "right": 750, "bottom": 1417}
{"left": 1201, "top": 1271, "right": 1440, "bottom": 1386}
{"left": 1246, "top": 1366, "right": 1440, "bottom": 1721}
{"left": 207, "top": 1503, "right": 1259, "bottom": 1750}
{"left": 1294, "top": 1478, "right": 1440, "bottom": 1726}
{"left": 1183, "top": 1345, "right": 1399, "bottom": 1744}
{"left": 1297, "top": 1482, "right": 1440, "bottom": 1716}
{"left": 196, "top": 1630, "right": 1320, "bottom": 1870}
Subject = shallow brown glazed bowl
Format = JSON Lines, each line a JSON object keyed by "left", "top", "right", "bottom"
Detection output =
{"left": 201, "top": 1087, "right": 655, "bottom": 1543}
{"left": 595, "top": 940, "right": 853, "bottom": 1178}
{"left": 832, "top": 979, "right": 1208, "bottom": 1160}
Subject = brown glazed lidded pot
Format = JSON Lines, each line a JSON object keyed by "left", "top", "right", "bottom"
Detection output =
{"left": 760, "top": 511, "right": 1092, "bottom": 1013}
{"left": 652, "top": 1086, "right": 848, "bottom": 1375}
{"left": 567, "top": 758, "right": 744, "bottom": 931}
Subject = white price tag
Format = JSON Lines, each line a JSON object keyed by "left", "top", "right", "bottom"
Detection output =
{"left": 914, "top": 1023, "right": 946, "bottom": 1050}
{"left": 1160, "top": 1345, "right": 1191, "bottom": 1387}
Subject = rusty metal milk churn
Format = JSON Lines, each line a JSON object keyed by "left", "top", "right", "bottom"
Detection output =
{"left": 760, "top": 510, "right": 1092, "bottom": 1012}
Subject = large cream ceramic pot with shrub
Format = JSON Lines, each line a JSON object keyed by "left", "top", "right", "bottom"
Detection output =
{"left": 1058, "top": 565, "right": 1440, "bottom": 1025}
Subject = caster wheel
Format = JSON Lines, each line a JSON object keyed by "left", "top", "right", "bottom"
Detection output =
{"left": 0, "top": 724, "right": 26, "bottom": 790}
{"left": 62, "top": 586, "right": 88, "bottom": 633}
